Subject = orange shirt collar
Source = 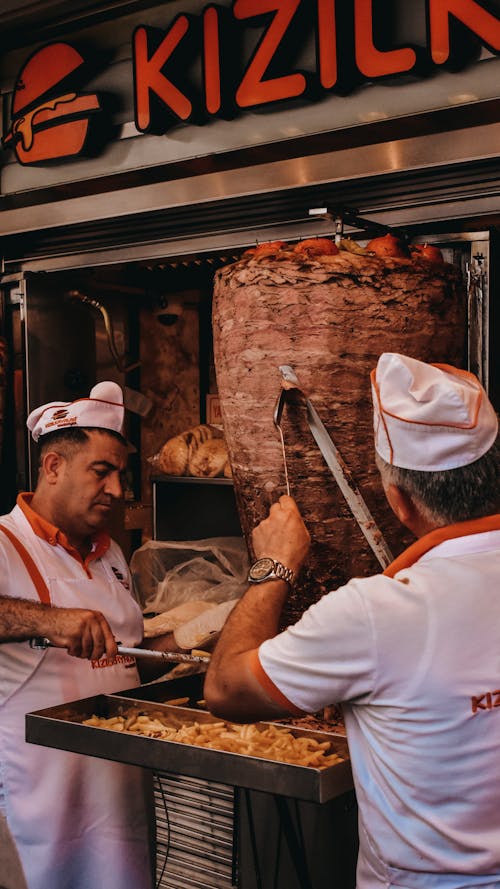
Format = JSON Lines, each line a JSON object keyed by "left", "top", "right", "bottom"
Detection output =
{"left": 383, "top": 513, "right": 500, "bottom": 578}
{"left": 17, "top": 492, "right": 110, "bottom": 566}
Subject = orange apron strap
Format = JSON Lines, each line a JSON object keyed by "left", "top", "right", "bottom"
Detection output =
{"left": 0, "top": 523, "right": 52, "bottom": 605}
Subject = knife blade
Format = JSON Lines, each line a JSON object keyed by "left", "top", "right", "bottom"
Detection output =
{"left": 277, "top": 365, "right": 394, "bottom": 569}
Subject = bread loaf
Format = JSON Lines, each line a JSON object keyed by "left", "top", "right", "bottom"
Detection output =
{"left": 158, "top": 424, "right": 223, "bottom": 476}
{"left": 158, "top": 436, "right": 189, "bottom": 475}
{"left": 174, "top": 599, "right": 238, "bottom": 650}
{"left": 188, "top": 438, "right": 229, "bottom": 478}
{"left": 143, "top": 600, "right": 216, "bottom": 638}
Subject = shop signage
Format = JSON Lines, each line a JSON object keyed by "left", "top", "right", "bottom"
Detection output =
{"left": 2, "top": 0, "right": 499, "bottom": 165}
{"left": 2, "top": 43, "right": 102, "bottom": 165}
{"left": 133, "top": 0, "right": 500, "bottom": 133}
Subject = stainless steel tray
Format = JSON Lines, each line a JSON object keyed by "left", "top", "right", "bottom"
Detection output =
{"left": 26, "top": 694, "right": 352, "bottom": 803}
{"left": 117, "top": 675, "right": 206, "bottom": 706}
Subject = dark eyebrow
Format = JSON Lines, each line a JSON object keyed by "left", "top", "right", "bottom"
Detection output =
{"left": 90, "top": 461, "right": 120, "bottom": 471}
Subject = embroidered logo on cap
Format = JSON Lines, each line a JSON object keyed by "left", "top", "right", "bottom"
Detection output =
{"left": 45, "top": 414, "right": 78, "bottom": 431}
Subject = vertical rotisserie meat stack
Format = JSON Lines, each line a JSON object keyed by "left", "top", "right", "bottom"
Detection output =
{"left": 212, "top": 239, "right": 465, "bottom": 624}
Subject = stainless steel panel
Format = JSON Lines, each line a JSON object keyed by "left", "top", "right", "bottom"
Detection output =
{"left": 26, "top": 694, "right": 352, "bottom": 804}
{"left": 2, "top": 123, "right": 500, "bottom": 239}
{"left": 118, "top": 674, "right": 205, "bottom": 704}
{"left": 22, "top": 279, "right": 97, "bottom": 487}
{"left": 8, "top": 208, "right": 497, "bottom": 275}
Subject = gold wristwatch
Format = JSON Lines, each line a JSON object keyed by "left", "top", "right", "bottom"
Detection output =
{"left": 247, "top": 557, "right": 295, "bottom": 587}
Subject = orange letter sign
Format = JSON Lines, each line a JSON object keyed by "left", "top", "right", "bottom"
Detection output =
{"left": 234, "top": 0, "right": 307, "bottom": 108}
{"left": 203, "top": 6, "right": 222, "bottom": 114}
{"left": 134, "top": 16, "right": 193, "bottom": 132}
{"left": 428, "top": 0, "right": 500, "bottom": 66}
{"left": 354, "top": 0, "right": 416, "bottom": 77}
{"left": 317, "top": 0, "right": 338, "bottom": 89}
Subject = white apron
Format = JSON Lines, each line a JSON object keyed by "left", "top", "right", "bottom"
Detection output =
{"left": 0, "top": 522, "right": 153, "bottom": 889}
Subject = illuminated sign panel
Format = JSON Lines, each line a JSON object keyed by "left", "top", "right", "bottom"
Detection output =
{"left": 3, "top": 0, "right": 499, "bottom": 165}
{"left": 132, "top": 0, "right": 500, "bottom": 134}
{"left": 2, "top": 43, "right": 102, "bottom": 165}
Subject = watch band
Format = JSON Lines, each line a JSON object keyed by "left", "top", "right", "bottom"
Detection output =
{"left": 272, "top": 561, "right": 295, "bottom": 585}
{"left": 247, "top": 558, "right": 296, "bottom": 587}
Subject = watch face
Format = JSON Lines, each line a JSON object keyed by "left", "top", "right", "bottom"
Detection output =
{"left": 249, "top": 557, "right": 275, "bottom": 580}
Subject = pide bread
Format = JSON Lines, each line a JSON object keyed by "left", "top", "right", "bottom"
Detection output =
{"left": 158, "top": 423, "right": 226, "bottom": 477}
{"left": 158, "top": 435, "right": 189, "bottom": 476}
{"left": 188, "top": 438, "right": 228, "bottom": 478}
{"left": 143, "top": 600, "right": 216, "bottom": 638}
{"left": 174, "top": 599, "right": 238, "bottom": 650}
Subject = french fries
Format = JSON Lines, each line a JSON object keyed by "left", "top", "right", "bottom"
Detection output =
{"left": 82, "top": 713, "right": 344, "bottom": 768}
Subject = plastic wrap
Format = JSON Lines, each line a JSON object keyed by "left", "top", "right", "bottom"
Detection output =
{"left": 130, "top": 537, "right": 249, "bottom": 613}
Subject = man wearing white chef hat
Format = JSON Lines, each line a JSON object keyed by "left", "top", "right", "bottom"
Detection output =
{"left": 27, "top": 379, "right": 126, "bottom": 442}
{"left": 206, "top": 353, "right": 500, "bottom": 889}
{"left": 0, "top": 382, "right": 153, "bottom": 889}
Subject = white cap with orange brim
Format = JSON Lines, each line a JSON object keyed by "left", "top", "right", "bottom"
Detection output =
{"left": 371, "top": 353, "right": 498, "bottom": 471}
{"left": 27, "top": 381, "right": 124, "bottom": 442}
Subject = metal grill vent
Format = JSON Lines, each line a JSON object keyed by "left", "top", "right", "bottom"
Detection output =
{"left": 3, "top": 158, "right": 499, "bottom": 268}
{"left": 154, "top": 772, "right": 237, "bottom": 889}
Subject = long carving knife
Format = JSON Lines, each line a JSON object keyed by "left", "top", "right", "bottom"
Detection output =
{"left": 277, "top": 364, "right": 394, "bottom": 570}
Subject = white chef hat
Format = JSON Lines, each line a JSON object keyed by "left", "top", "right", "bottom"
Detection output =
{"left": 371, "top": 353, "right": 498, "bottom": 471}
{"left": 27, "top": 381, "right": 125, "bottom": 442}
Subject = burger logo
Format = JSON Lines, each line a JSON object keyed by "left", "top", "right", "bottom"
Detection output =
{"left": 51, "top": 409, "right": 69, "bottom": 420}
{"left": 2, "top": 42, "right": 102, "bottom": 165}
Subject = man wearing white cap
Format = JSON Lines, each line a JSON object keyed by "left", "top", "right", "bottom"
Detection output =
{"left": 0, "top": 382, "right": 153, "bottom": 889}
{"left": 205, "top": 354, "right": 500, "bottom": 888}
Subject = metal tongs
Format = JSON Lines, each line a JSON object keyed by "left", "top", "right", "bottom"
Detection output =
{"left": 30, "top": 637, "right": 211, "bottom": 665}
{"left": 273, "top": 365, "right": 393, "bottom": 570}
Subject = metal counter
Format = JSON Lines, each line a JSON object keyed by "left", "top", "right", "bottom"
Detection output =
{"left": 26, "top": 680, "right": 352, "bottom": 805}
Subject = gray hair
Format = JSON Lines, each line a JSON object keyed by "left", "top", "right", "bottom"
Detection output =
{"left": 376, "top": 437, "right": 500, "bottom": 525}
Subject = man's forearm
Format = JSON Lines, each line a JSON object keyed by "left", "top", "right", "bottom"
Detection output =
{"left": 205, "top": 495, "right": 311, "bottom": 720}
{"left": 0, "top": 598, "right": 118, "bottom": 660}
{"left": 204, "top": 580, "right": 290, "bottom": 720}
{"left": 0, "top": 596, "right": 52, "bottom": 642}
{"left": 210, "top": 580, "right": 289, "bottom": 668}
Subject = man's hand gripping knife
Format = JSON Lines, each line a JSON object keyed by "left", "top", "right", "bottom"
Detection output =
{"left": 20, "top": 602, "right": 118, "bottom": 660}
{"left": 204, "top": 495, "right": 310, "bottom": 722}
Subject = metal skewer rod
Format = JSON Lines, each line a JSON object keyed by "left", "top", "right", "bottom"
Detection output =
{"left": 29, "top": 637, "right": 211, "bottom": 665}
{"left": 117, "top": 646, "right": 211, "bottom": 665}
{"left": 273, "top": 385, "right": 292, "bottom": 496}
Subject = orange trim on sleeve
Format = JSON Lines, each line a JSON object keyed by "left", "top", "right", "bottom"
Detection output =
{"left": 247, "top": 648, "right": 306, "bottom": 716}
{"left": 383, "top": 513, "right": 500, "bottom": 577}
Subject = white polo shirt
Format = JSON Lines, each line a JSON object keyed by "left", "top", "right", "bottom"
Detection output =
{"left": 0, "top": 496, "right": 152, "bottom": 889}
{"left": 258, "top": 527, "right": 500, "bottom": 889}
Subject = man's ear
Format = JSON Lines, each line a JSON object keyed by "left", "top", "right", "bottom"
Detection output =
{"left": 384, "top": 483, "right": 416, "bottom": 527}
{"left": 41, "top": 451, "right": 65, "bottom": 485}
